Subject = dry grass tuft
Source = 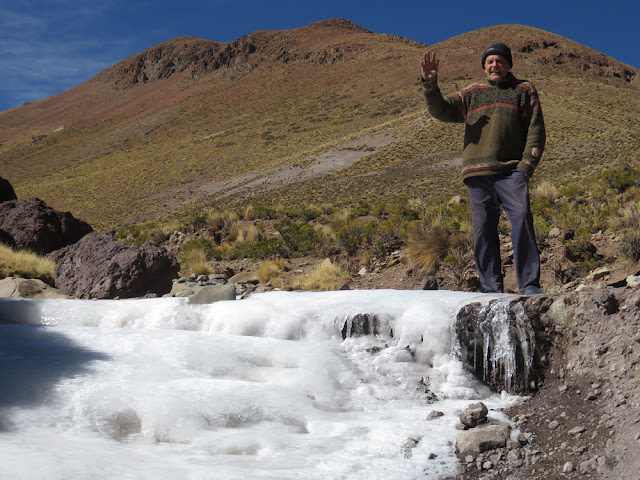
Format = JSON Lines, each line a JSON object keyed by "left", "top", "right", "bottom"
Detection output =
{"left": 207, "top": 210, "right": 239, "bottom": 232}
{"left": 180, "top": 249, "right": 213, "bottom": 276}
{"left": 611, "top": 201, "right": 640, "bottom": 230}
{"left": 229, "top": 225, "right": 263, "bottom": 243}
{"left": 0, "top": 244, "right": 56, "bottom": 284}
{"left": 292, "top": 259, "right": 349, "bottom": 291}
{"left": 406, "top": 224, "right": 449, "bottom": 274}
{"left": 329, "top": 208, "right": 352, "bottom": 231}
{"left": 533, "top": 181, "right": 560, "bottom": 204}
{"left": 243, "top": 205, "right": 256, "bottom": 221}
{"left": 257, "top": 259, "right": 290, "bottom": 285}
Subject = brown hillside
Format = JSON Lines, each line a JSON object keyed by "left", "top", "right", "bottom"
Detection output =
{"left": 0, "top": 21, "right": 638, "bottom": 229}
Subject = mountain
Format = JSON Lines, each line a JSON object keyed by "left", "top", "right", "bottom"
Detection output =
{"left": 1, "top": 20, "right": 638, "bottom": 229}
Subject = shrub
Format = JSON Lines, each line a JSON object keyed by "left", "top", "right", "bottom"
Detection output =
{"left": 352, "top": 201, "right": 370, "bottom": 217}
{"left": 601, "top": 161, "right": 639, "bottom": 193}
{"left": 181, "top": 238, "right": 214, "bottom": 260}
{"left": 368, "top": 218, "right": 405, "bottom": 259}
{"left": 621, "top": 230, "right": 640, "bottom": 261}
{"left": 0, "top": 244, "right": 55, "bottom": 285}
{"left": 292, "top": 259, "right": 349, "bottom": 291}
{"left": 371, "top": 200, "right": 388, "bottom": 217}
{"left": 225, "top": 238, "right": 289, "bottom": 260}
{"left": 336, "top": 222, "right": 365, "bottom": 255}
{"left": 115, "top": 224, "right": 149, "bottom": 245}
{"left": 285, "top": 205, "right": 321, "bottom": 222}
{"left": 251, "top": 203, "right": 278, "bottom": 220}
{"left": 274, "top": 217, "right": 322, "bottom": 255}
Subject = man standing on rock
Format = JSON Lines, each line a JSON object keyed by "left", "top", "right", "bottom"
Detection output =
{"left": 420, "top": 43, "right": 546, "bottom": 295}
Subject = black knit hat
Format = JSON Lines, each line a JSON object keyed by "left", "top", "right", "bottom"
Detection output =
{"left": 481, "top": 43, "right": 513, "bottom": 68}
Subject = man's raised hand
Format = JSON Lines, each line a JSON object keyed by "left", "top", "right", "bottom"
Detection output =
{"left": 421, "top": 51, "right": 439, "bottom": 82}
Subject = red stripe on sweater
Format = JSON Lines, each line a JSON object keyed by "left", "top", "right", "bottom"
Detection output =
{"left": 462, "top": 85, "right": 489, "bottom": 94}
{"left": 517, "top": 83, "right": 532, "bottom": 95}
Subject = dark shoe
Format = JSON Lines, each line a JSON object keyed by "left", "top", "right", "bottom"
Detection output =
{"left": 521, "top": 286, "right": 545, "bottom": 295}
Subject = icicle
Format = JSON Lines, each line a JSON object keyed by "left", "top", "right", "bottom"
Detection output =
{"left": 467, "top": 299, "right": 536, "bottom": 393}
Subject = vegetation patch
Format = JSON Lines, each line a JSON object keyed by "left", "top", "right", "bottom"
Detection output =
{"left": 0, "top": 244, "right": 55, "bottom": 285}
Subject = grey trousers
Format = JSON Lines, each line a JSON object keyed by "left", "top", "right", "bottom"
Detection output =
{"left": 467, "top": 168, "right": 540, "bottom": 293}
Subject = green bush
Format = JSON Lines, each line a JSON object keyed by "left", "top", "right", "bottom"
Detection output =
{"left": 601, "top": 161, "right": 639, "bottom": 193}
{"left": 274, "top": 217, "right": 322, "bottom": 255}
{"left": 251, "top": 203, "right": 279, "bottom": 220}
{"left": 115, "top": 224, "right": 150, "bottom": 245}
{"left": 225, "top": 238, "right": 289, "bottom": 259}
{"left": 621, "top": 230, "right": 640, "bottom": 261}
{"left": 181, "top": 238, "right": 214, "bottom": 259}
{"left": 336, "top": 222, "right": 366, "bottom": 255}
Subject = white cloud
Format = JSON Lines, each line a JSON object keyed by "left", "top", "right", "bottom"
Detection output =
{"left": 0, "top": 1, "right": 126, "bottom": 109}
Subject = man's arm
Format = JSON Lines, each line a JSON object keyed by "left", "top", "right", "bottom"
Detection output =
{"left": 421, "top": 51, "right": 465, "bottom": 123}
{"left": 518, "top": 82, "right": 546, "bottom": 179}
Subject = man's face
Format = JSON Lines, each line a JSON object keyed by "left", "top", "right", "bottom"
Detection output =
{"left": 484, "top": 54, "right": 510, "bottom": 82}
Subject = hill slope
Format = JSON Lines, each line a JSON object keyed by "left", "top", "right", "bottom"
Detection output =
{"left": 0, "top": 20, "right": 638, "bottom": 228}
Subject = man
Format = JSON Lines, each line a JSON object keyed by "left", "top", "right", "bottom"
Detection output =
{"left": 420, "top": 43, "right": 546, "bottom": 295}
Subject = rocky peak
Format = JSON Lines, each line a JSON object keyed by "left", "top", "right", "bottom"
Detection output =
{"left": 102, "top": 36, "right": 260, "bottom": 88}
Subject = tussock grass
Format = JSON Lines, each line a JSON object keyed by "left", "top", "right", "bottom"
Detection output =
{"left": 180, "top": 248, "right": 213, "bottom": 276}
{"left": 257, "top": 259, "right": 290, "bottom": 285}
{"left": 532, "top": 181, "right": 560, "bottom": 204}
{"left": 292, "top": 259, "right": 349, "bottom": 291}
{"left": 406, "top": 224, "right": 449, "bottom": 273}
{"left": 329, "top": 208, "right": 352, "bottom": 231}
{"left": 0, "top": 244, "right": 55, "bottom": 284}
{"left": 207, "top": 210, "right": 239, "bottom": 232}
{"left": 228, "top": 225, "right": 264, "bottom": 244}
{"left": 611, "top": 201, "right": 640, "bottom": 230}
{"left": 243, "top": 205, "right": 256, "bottom": 221}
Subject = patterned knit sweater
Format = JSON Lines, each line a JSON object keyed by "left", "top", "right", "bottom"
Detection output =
{"left": 423, "top": 72, "right": 546, "bottom": 182}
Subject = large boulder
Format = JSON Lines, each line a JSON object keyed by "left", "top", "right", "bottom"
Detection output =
{"left": 0, "top": 277, "right": 71, "bottom": 299}
{"left": 50, "top": 230, "right": 180, "bottom": 299}
{"left": 0, "top": 198, "right": 92, "bottom": 254}
{"left": 0, "top": 176, "right": 17, "bottom": 203}
{"left": 456, "top": 424, "right": 511, "bottom": 460}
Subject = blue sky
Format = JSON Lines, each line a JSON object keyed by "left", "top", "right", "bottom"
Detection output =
{"left": 1, "top": 0, "right": 637, "bottom": 112}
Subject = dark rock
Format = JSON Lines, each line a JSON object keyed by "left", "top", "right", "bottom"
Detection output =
{"left": 455, "top": 297, "right": 549, "bottom": 394}
{"left": 341, "top": 313, "right": 391, "bottom": 339}
{"left": 0, "top": 198, "right": 92, "bottom": 254}
{"left": 0, "top": 176, "right": 17, "bottom": 203}
{"left": 50, "top": 230, "right": 179, "bottom": 299}
{"left": 420, "top": 275, "right": 439, "bottom": 290}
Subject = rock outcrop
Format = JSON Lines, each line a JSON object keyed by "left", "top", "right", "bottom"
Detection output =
{"left": 0, "top": 176, "right": 17, "bottom": 203}
{"left": 0, "top": 198, "right": 92, "bottom": 254}
{"left": 455, "top": 296, "right": 549, "bottom": 395}
{"left": 50, "top": 230, "right": 179, "bottom": 299}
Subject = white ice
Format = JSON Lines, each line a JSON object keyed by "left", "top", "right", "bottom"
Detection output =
{"left": 0, "top": 289, "right": 520, "bottom": 480}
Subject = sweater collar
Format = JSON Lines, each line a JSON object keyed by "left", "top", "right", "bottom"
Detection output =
{"left": 487, "top": 71, "right": 516, "bottom": 87}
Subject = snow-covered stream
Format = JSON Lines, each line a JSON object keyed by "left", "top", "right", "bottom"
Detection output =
{"left": 0, "top": 290, "right": 521, "bottom": 479}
